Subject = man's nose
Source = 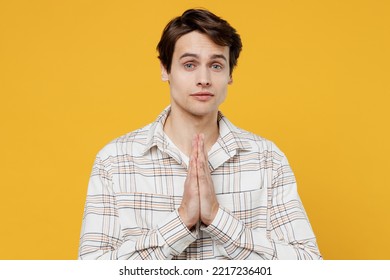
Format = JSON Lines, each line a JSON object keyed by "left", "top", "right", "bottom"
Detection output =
{"left": 196, "top": 67, "right": 211, "bottom": 87}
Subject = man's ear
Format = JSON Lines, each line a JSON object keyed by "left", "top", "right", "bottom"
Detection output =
{"left": 228, "top": 75, "right": 233, "bottom": 84}
{"left": 160, "top": 63, "right": 169, "bottom": 82}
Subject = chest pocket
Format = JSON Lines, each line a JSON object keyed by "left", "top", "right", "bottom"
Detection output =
{"left": 116, "top": 192, "right": 178, "bottom": 231}
{"left": 216, "top": 188, "right": 268, "bottom": 229}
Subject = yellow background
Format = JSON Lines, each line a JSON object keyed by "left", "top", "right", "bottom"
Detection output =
{"left": 0, "top": 0, "right": 389, "bottom": 260}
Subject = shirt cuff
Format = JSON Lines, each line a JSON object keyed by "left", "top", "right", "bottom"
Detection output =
{"left": 157, "top": 209, "right": 198, "bottom": 255}
{"left": 201, "top": 206, "right": 243, "bottom": 244}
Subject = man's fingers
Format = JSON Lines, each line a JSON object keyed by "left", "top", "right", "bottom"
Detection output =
{"left": 200, "top": 133, "right": 208, "bottom": 161}
{"left": 197, "top": 133, "right": 202, "bottom": 157}
{"left": 197, "top": 134, "right": 203, "bottom": 173}
{"left": 197, "top": 133, "right": 209, "bottom": 184}
{"left": 188, "top": 134, "right": 198, "bottom": 180}
{"left": 198, "top": 133, "right": 208, "bottom": 173}
{"left": 189, "top": 156, "right": 198, "bottom": 181}
{"left": 191, "top": 134, "right": 198, "bottom": 158}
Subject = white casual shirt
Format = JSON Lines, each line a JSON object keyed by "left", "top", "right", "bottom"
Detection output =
{"left": 78, "top": 106, "right": 322, "bottom": 259}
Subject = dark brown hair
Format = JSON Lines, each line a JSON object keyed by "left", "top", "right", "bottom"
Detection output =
{"left": 157, "top": 9, "right": 242, "bottom": 75}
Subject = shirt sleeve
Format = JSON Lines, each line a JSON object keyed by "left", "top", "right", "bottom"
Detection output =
{"left": 202, "top": 153, "right": 322, "bottom": 260}
{"left": 78, "top": 154, "right": 197, "bottom": 260}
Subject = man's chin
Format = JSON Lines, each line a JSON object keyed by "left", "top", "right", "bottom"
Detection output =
{"left": 188, "top": 106, "right": 218, "bottom": 118}
{"left": 171, "top": 102, "right": 220, "bottom": 118}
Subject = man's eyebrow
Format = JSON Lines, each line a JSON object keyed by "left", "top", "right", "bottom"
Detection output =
{"left": 179, "top": 53, "right": 199, "bottom": 60}
{"left": 210, "top": 54, "right": 227, "bottom": 62}
{"left": 179, "top": 53, "right": 227, "bottom": 62}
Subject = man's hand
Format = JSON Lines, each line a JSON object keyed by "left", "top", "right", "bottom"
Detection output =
{"left": 178, "top": 135, "right": 200, "bottom": 229}
{"left": 178, "top": 134, "right": 219, "bottom": 229}
{"left": 197, "top": 133, "right": 219, "bottom": 226}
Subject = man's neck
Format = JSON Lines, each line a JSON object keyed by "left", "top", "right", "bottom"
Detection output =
{"left": 163, "top": 107, "right": 220, "bottom": 157}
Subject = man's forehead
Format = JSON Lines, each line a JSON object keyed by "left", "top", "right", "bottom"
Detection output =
{"left": 173, "top": 31, "right": 229, "bottom": 59}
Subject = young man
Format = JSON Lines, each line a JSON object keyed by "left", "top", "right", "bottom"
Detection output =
{"left": 78, "top": 9, "right": 321, "bottom": 260}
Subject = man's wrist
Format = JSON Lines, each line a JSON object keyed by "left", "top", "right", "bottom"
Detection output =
{"left": 178, "top": 206, "right": 197, "bottom": 229}
{"left": 201, "top": 202, "right": 220, "bottom": 226}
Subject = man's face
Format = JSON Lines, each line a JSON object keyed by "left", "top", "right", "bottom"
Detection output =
{"left": 162, "top": 31, "right": 232, "bottom": 118}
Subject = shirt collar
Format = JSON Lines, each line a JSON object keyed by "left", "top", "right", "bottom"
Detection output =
{"left": 141, "top": 106, "right": 252, "bottom": 159}
{"left": 141, "top": 105, "right": 171, "bottom": 156}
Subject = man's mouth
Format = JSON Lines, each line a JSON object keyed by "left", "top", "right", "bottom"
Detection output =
{"left": 190, "top": 92, "right": 214, "bottom": 101}
{"left": 190, "top": 92, "right": 214, "bottom": 96}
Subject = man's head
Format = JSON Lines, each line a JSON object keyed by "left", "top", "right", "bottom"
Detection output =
{"left": 157, "top": 9, "right": 242, "bottom": 76}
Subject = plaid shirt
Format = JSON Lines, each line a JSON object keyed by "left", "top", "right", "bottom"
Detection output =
{"left": 78, "top": 106, "right": 321, "bottom": 259}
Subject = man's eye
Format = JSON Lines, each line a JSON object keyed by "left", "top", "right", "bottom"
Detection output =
{"left": 211, "top": 64, "right": 223, "bottom": 70}
{"left": 184, "top": 63, "right": 195, "bottom": 69}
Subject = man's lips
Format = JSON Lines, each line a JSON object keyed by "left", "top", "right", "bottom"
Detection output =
{"left": 190, "top": 92, "right": 214, "bottom": 101}
{"left": 190, "top": 92, "right": 214, "bottom": 96}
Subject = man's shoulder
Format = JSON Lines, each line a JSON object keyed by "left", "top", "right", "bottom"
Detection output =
{"left": 232, "top": 125, "right": 285, "bottom": 158}
{"left": 95, "top": 123, "right": 153, "bottom": 160}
